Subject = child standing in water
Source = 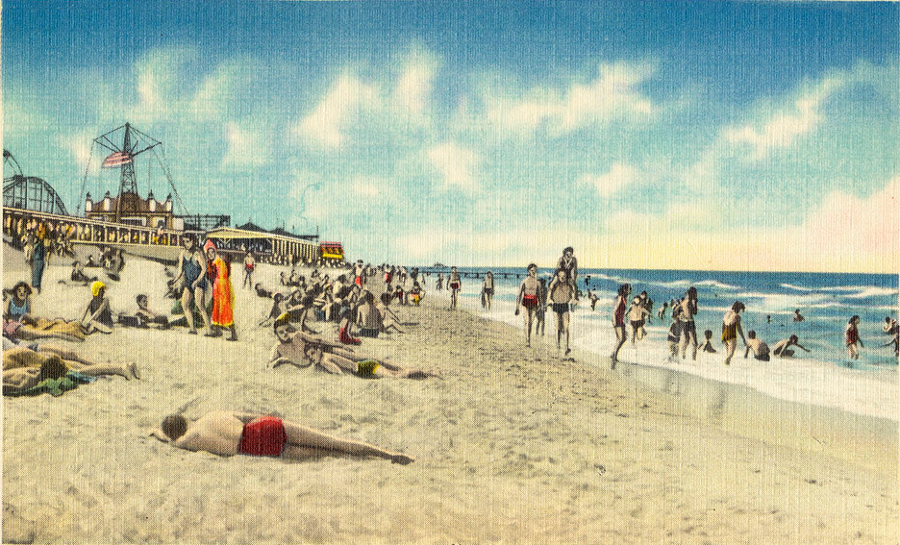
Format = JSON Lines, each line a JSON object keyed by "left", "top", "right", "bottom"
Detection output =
{"left": 628, "top": 295, "right": 650, "bottom": 344}
{"left": 844, "top": 315, "right": 864, "bottom": 360}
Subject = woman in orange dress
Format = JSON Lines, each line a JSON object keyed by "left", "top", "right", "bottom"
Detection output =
{"left": 204, "top": 240, "right": 237, "bottom": 341}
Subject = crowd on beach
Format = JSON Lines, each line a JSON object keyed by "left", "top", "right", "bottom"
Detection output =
{"left": 3, "top": 222, "right": 898, "bottom": 462}
{"left": 2, "top": 222, "right": 442, "bottom": 463}
{"left": 509, "top": 247, "right": 899, "bottom": 369}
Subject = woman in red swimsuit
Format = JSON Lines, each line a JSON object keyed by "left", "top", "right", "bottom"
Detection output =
{"left": 844, "top": 315, "right": 864, "bottom": 360}
{"left": 610, "top": 283, "right": 631, "bottom": 368}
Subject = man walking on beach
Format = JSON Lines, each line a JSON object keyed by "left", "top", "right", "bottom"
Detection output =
{"left": 515, "top": 264, "right": 541, "bottom": 347}
{"left": 242, "top": 251, "right": 255, "bottom": 289}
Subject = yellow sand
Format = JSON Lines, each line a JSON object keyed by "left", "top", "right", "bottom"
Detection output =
{"left": 2, "top": 247, "right": 897, "bottom": 544}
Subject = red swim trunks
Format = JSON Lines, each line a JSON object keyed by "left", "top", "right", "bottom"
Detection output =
{"left": 354, "top": 276, "right": 363, "bottom": 287}
{"left": 238, "top": 416, "right": 287, "bottom": 457}
{"left": 522, "top": 294, "right": 539, "bottom": 309}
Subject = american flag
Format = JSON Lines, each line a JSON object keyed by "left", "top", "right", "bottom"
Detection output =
{"left": 102, "top": 151, "right": 133, "bottom": 168}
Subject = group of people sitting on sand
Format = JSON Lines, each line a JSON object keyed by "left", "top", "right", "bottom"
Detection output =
{"left": 2, "top": 278, "right": 143, "bottom": 396}
{"left": 3, "top": 240, "right": 422, "bottom": 465}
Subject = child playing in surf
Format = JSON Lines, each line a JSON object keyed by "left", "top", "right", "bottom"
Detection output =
{"left": 882, "top": 317, "right": 899, "bottom": 356}
{"left": 844, "top": 315, "right": 864, "bottom": 360}
{"left": 744, "top": 330, "right": 770, "bottom": 361}
{"left": 628, "top": 295, "right": 650, "bottom": 344}
{"left": 587, "top": 290, "right": 599, "bottom": 311}
{"left": 666, "top": 321, "right": 682, "bottom": 360}
{"left": 698, "top": 329, "right": 717, "bottom": 354}
{"left": 772, "top": 335, "right": 811, "bottom": 358}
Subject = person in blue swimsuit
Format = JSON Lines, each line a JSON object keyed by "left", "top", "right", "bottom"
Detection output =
{"left": 172, "top": 234, "right": 211, "bottom": 335}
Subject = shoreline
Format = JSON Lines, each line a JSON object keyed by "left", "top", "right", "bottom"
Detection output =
{"left": 455, "top": 281, "right": 898, "bottom": 422}
{"left": 453, "top": 295, "right": 898, "bottom": 474}
{"left": 3, "top": 252, "right": 897, "bottom": 544}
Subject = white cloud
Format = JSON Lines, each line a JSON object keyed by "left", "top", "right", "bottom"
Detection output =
{"left": 392, "top": 49, "right": 438, "bottom": 121}
{"left": 426, "top": 142, "right": 480, "bottom": 191}
{"left": 794, "top": 176, "right": 899, "bottom": 272}
{"left": 294, "top": 73, "right": 379, "bottom": 149}
{"left": 488, "top": 61, "right": 656, "bottom": 138}
{"left": 57, "top": 130, "right": 97, "bottom": 173}
{"left": 722, "top": 75, "right": 846, "bottom": 161}
{"left": 221, "top": 122, "right": 269, "bottom": 168}
{"left": 131, "top": 47, "right": 197, "bottom": 122}
{"left": 580, "top": 162, "right": 641, "bottom": 197}
{"left": 191, "top": 58, "right": 248, "bottom": 121}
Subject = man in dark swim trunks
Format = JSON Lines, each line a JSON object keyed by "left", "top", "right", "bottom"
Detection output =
{"left": 150, "top": 409, "right": 413, "bottom": 463}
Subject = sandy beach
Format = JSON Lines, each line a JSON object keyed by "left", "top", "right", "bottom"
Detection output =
{"left": 3, "top": 249, "right": 897, "bottom": 544}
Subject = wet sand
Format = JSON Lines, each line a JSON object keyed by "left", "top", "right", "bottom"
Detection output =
{"left": 3, "top": 248, "right": 897, "bottom": 544}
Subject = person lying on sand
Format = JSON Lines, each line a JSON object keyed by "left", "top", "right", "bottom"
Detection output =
{"left": 150, "top": 409, "right": 413, "bottom": 464}
{"left": 268, "top": 315, "right": 430, "bottom": 379}
{"left": 259, "top": 293, "right": 287, "bottom": 327}
{"left": 70, "top": 261, "right": 97, "bottom": 284}
{"left": 255, "top": 283, "right": 275, "bottom": 299}
{"left": 3, "top": 341, "right": 139, "bottom": 395}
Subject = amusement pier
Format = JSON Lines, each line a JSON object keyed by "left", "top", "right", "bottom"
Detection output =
{"left": 3, "top": 123, "right": 345, "bottom": 266}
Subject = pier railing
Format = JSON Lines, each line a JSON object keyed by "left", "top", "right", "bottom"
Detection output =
{"left": 4, "top": 206, "right": 186, "bottom": 262}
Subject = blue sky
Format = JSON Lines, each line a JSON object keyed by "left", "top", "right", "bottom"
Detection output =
{"left": 3, "top": 1, "right": 898, "bottom": 272}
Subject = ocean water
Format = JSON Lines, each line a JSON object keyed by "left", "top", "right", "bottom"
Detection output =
{"left": 421, "top": 268, "right": 899, "bottom": 421}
